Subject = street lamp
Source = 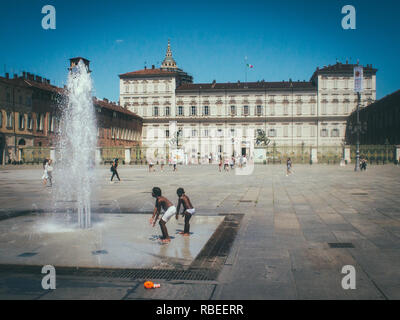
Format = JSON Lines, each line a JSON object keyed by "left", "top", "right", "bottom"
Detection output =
{"left": 176, "top": 128, "right": 182, "bottom": 165}
{"left": 348, "top": 109, "right": 367, "bottom": 171}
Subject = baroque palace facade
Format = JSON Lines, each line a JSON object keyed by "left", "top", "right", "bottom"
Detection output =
{"left": 120, "top": 41, "right": 377, "bottom": 163}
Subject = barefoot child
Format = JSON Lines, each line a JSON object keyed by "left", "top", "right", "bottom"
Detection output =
{"left": 150, "top": 187, "right": 176, "bottom": 243}
{"left": 176, "top": 188, "right": 195, "bottom": 236}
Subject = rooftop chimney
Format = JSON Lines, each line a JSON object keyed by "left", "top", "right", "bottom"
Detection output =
{"left": 5, "top": 73, "right": 9, "bottom": 79}
{"left": 14, "top": 74, "right": 18, "bottom": 79}
{"left": 152, "top": 65, "right": 155, "bottom": 69}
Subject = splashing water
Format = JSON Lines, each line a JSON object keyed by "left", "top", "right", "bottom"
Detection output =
{"left": 54, "top": 60, "right": 97, "bottom": 228}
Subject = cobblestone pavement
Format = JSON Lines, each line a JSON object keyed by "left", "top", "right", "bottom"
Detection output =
{"left": 0, "top": 164, "right": 399, "bottom": 299}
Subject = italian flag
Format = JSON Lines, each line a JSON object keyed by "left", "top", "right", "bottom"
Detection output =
{"left": 246, "top": 64, "right": 254, "bottom": 68}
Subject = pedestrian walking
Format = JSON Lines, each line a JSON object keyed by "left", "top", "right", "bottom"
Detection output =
{"left": 286, "top": 157, "right": 292, "bottom": 176}
{"left": 110, "top": 159, "right": 120, "bottom": 182}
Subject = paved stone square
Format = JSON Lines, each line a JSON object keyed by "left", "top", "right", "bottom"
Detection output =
{"left": 0, "top": 163, "right": 399, "bottom": 299}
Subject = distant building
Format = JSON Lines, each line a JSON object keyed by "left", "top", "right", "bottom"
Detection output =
{"left": 346, "top": 89, "right": 400, "bottom": 145}
{"left": 0, "top": 58, "right": 142, "bottom": 165}
{"left": 119, "top": 41, "right": 377, "bottom": 163}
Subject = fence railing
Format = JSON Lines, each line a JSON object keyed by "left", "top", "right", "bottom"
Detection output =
{"left": 14, "top": 144, "right": 399, "bottom": 165}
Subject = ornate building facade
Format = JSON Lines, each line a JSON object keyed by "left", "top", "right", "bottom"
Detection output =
{"left": 120, "top": 42, "right": 377, "bottom": 163}
{"left": 0, "top": 58, "right": 142, "bottom": 165}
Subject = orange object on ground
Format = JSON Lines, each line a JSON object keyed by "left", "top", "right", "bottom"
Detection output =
{"left": 144, "top": 281, "right": 154, "bottom": 289}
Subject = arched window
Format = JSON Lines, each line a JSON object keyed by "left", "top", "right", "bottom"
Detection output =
{"left": 18, "top": 139, "right": 26, "bottom": 146}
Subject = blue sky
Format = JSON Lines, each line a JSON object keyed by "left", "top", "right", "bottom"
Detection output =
{"left": 1, "top": 0, "right": 399, "bottom": 101}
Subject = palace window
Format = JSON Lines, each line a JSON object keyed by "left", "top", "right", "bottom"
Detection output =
{"left": 6, "top": 92, "right": 10, "bottom": 102}
{"left": 203, "top": 105, "right": 209, "bottom": 116}
{"left": 297, "top": 105, "right": 302, "bottom": 115}
{"left": 191, "top": 106, "right": 197, "bottom": 116}
{"left": 297, "top": 125, "right": 302, "bottom": 137}
{"left": 283, "top": 105, "right": 289, "bottom": 115}
{"left": 178, "top": 106, "right": 183, "bottom": 116}
{"left": 321, "top": 103, "right": 327, "bottom": 115}
{"left": 256, "top": 105, "right": 262, "bottom": 116}
{"left": 230, "top": 128, "right": 235, "bottom": 137}
{"left": 165, "top": 129, "right": 169, "bottom": 138}
{"left": 165, "top": 106, "right": 170, "bottom": 116}
{"left": 125, "top": 85, "right": 129, "bottom": 93}
{"left": 154, "top": 84, "right": 158, "bottom": 92}
{"left": 231, "top": 105, "right": 236, "bottom": 116}
{"left": 153, "top": 106, "right": 159, "bottom": 116}
{"left": 331, "top": 128, "right": 340, "bottom": 137}
{"left": 311, "top": 104, "right": 316, "bottom": 115}
{"left": 48, "top": 114, "right": 55, "bottom": 132}
{"left": 333, "top": 104, "right": 339, "bottom": 115}
{"left": 27, "top": 114, "right": 33, "bottom": 130}
{"left": 268, "top": 128, "right": 276, "bottom": 137}
{"left": 0, "top": 111, "right": 2, "bottom": 127}
{"left": 192, "top": 129, "right": 197, "bottom": 137}
{"left": 283, "top": 126, "right": 289, "bottom": 137}
{"left": 217, "top": 129, "right": 223, "bottom": 137}
{"left": 6, "top": 112, "right": 13, "bottom": 128}
{"left": 310, "top": 126, "right": 316, "bottom": 137}
{"left": 270, "top": 105, "right": 275, "bottom": 116}
{"left": 19, "top": 114, "right": 25, "bottom": 130}
{"left": 243, "top": 105, "right": 249, "bottom": 116}
{"left": 204, "top": 129, "right": 209, "bottom": 137}
{"left": 36, "top": 113, "right": 44, "bottom": 131}
{"left": 320, "top": 128, "right": 328, "bottom": 137}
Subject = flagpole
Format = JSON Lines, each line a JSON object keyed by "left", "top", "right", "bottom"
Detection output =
{"left": 245, "top": 56, "right": 247, "bottom": 83}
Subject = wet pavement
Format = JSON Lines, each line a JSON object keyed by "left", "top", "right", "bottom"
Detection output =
{"left": 0, "top": 164, "right": 399, "bottom": 299}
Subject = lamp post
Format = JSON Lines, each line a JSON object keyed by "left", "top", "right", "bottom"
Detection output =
{"left": 348, "top": 111, "right": 367, "bottom": 170}
{"left": 353, "top": 65, "right": 364, "bottom": 171}
{"left": 176, "top": 128, "right": 182, "bottom": 165}
{"left": 355, "top": 92, "right": 361, "bottom": 171}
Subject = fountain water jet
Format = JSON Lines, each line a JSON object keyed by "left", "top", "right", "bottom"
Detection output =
{"left": 54, "top": 60, "right": 97, "bottom": 229}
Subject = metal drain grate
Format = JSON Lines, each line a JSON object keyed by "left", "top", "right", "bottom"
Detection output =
{"left": 328, "top": 243, "right": 354, "bottom": 248}
{"left": 351, "top": 193, "right": 368, "bottom": 196}
{"left": 92, "top": 250, "right": 108, "bottom": 255}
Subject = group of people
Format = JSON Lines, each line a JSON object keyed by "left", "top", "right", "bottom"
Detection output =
{"left": 218, "top": 155, "right": 248, "bottom": 172}
{"left": 150, "top": 187, "right": 195, "bottom": 243}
